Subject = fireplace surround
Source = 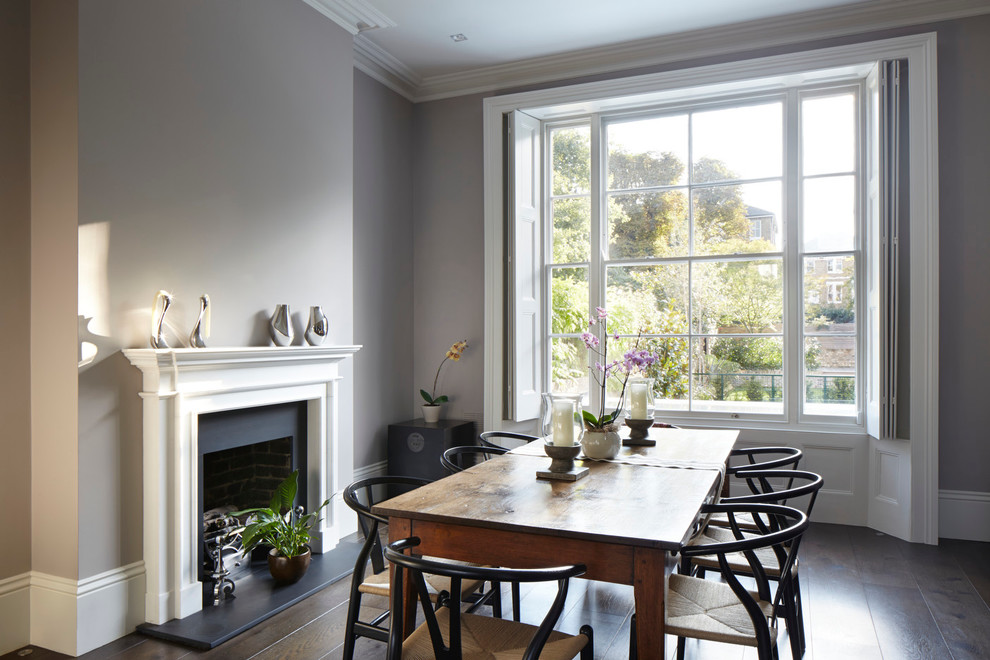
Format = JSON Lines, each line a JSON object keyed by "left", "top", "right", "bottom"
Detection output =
{"left": 124, "top": 345, "right": 360, "bottom": 625}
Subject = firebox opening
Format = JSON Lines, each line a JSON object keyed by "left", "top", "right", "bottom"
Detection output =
{"left": 197, "top": 401, "right": 308, "bottom": 607}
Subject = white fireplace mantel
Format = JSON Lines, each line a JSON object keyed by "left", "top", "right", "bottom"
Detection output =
{"left": 124, "top": 345, "right": 360, "bottom": 624}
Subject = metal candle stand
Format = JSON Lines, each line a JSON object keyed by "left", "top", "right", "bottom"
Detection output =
{"left": 623, "top": 418, "right": 656, "bottom": 446}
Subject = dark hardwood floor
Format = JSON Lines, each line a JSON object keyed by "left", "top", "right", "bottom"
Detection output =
{"left": 5, "top": 524, "right": 989, "bottom": 659}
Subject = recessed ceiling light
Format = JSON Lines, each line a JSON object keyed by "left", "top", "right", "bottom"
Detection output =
{"left": 450, "top": 33, "right": 468, "bottom": 43}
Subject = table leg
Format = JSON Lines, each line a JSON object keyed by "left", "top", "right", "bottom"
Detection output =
{"left": 387, "top": 516, "right": 416, "bottom": 639}
{"left": 633, "top": 546, "right": 670, "bottom": 660}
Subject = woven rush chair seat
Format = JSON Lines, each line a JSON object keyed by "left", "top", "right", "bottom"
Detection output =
{"left": 706, "top": 510, "right": 760, "bottom": 530}
{"left": 386, "top": 537, "right": 593, "bottom": 660}
{"left": 686, "top": 525, "right": 787, "bottom": 578}
{"left": 400, "top": 607, "right": 590, "bottom": 660}
{"left": 358, "top": 558, "right": 485, "bottom": 600}
{"left": 665, "top": 573, "right": 777, "bottom": 648}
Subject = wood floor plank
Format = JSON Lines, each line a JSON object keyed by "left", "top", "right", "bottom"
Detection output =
{"left": 863, "top": 583, "right": 952, "bottom": 660}
{"left": 847, "top": 526, "right": 920, "bottom": 589}
{"left": 802, "top": 524, "right": 883, "bottom": 659}
{"left": 246, "top": 601, "right": 350, "bottom": 660}
{"left": 943, "top": 538, "right": 990, "bottom": 609}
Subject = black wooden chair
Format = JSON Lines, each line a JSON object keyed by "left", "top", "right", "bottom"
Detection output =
{"left": 727, "top": 446, "right": 803, "bottom": 475}
{"left": 478, "top": 430, "right": 539, "bottom": 450}
{"left": 440, "top": 445, "right": 509, "bottom": 474}
{"left": 631, "top": 503, "right": 809, "bottom": 660}
{"left": 385, "top": 536, "right": 594, "bottom": 660}
{"left": 341, "top": 476, "right": 503, "bottom": 660}
{"left": 708, "top": 446, "right": 804, "bottom": 531}
{"left": 686, "top": 469, "right": 823, "bottom": 659}
{"left": 440, "top": 444, "right": 523, "bottom": 622}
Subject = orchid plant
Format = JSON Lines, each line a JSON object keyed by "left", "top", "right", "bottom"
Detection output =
{"left": 581, "top": 307, "right": 659, "bottom": 431}
{"left": 421, "top": 340, "right": 468, "bottom": 406}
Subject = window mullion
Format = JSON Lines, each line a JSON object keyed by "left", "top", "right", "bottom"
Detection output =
{"left": 589, "top": 114, "right": 604, "bottom": 414}
{"left": 785, "top": 88, "right": 802, "bottom": 422}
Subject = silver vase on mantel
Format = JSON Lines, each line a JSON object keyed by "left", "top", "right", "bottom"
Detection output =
{"left": 189, "top": 294, "right": 211, "bottom": 348}
{"left": 304, "top": 306, "right": 329, "bottom": 346}
{"left": 268, "top": 304, "right": 294, "bottom": 347}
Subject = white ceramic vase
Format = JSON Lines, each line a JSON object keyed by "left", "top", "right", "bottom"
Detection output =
{"left": 581, "top": 429, "right": 621, "bottom": 459}
{"left": 422, "top": 404, "right": 441, "bottom": 423}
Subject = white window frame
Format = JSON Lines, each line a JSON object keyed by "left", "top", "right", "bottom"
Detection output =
{"left": 542, "top": 84, "right": 866, "bottom": 427}
{"left": 484, "top": 33, "right": 939, "bottom": 543}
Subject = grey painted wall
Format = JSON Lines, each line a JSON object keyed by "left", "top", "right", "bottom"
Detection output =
{"left": 0, "top": 0, "right": 33, "bottom": 580}
{"left": 935, "top": 16, "right": 990, "bottom": 494}
{"left": 353, "top": 70, "right": 415, "bottom": 467}
{"left": 411, "top": 94, "right": 487, "bottom": 424}
{"left": 411, "top": 16, "right": 990, "bottom": 493}
{"left": 76, "top": 0, "right": 355, "bottom": 578}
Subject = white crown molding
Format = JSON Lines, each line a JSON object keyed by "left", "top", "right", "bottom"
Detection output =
{"left": 354, "top": 35, "right": 420, "bottom": 101}
{"left": 302, "top": 0, "right": 396, "bottom": 35}
{"left": 353, "top": 0, "right": 990, "bottom": 102}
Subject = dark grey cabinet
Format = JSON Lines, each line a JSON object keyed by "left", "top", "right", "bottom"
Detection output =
{"left": 387, "top": 418, "right": 475, "bottom": 482}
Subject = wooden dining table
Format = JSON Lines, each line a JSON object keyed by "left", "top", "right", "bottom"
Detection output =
{"left": 372, "top": 427, "right": 739, "bottom": 659}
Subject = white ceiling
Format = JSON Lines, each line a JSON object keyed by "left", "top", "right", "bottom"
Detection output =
{"left": 358, "top": 0, "right": 873, "bottom": 79}
{"left": 309, "top": 0, "right": 990, "bottom": 100}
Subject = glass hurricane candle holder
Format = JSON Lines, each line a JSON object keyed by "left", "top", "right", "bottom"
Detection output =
{"left": 548, "top": 393, "right": 582, "bottom": 447}
{"left": 626, "top": 377, "right": 656, "bottom": 420}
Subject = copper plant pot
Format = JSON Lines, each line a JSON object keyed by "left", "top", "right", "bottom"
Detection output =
{"left": 267, "top": 546, "right": 312, "bottom": 584}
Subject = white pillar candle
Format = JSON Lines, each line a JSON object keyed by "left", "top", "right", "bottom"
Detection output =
{"left": 552, "top": 400, "right": 575, "bottom": 446}
{"left": 630, "top": 382, "right": 649, "bottom": 419}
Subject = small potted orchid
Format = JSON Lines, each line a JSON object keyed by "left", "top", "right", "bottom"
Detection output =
{"left": 580, "top": 307, "right": 658, "bottom": 458}
{"left": 420, "top": 340, "right": 468, "bottom": 423}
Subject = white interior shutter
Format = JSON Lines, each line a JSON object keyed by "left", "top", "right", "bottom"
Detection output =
{"left": 507, "top": 110, "right": 543, "bottom": 421}
{"left": 867, "top": 60, "right": 901, "bottom": 440}
{"left": 866, "top": 65, "right": 882, "bottom": 439}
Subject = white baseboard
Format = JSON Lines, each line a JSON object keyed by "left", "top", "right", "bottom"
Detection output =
{"left": 75, "top": 561, "right": 146, "bottom": 655}
{"left": 353, "top": 459, "right": 388, "bottom": 481}
{"left": 939, "top": 490, "right": 990, "bottom": 542}
{"left": 28, "top": 561, "right": 145, "bottom": 656}
{"left": 0, "top": 572, "right": 31, "bottom": 655}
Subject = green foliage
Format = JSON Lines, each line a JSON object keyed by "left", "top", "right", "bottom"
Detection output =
{"left": 831, "top": 377, "right": 855, "bottom": 401}
{"left": 420, "top": 389, "right": 448, "bottom": 405}
{"left": 805, "top": 338, "right": 822, "bottom": 370}
{"left": 551, "top": 128, "right": 590, "bottom": 195}
{"left": 745, "top": 379, "right": 767, "bottom": 401}
{"left": 807, "top": 304, "right": 855, "bottom": 324}
{"left": 233, "top": 471, "right": 330, "bottom": 559}
{"left": 711, "top": 338, "right": 782, "bottom": 372}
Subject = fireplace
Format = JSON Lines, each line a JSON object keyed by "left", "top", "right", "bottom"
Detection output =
{"left": 124, "top": 346, "right": 360, "bottom": 624}
{"left": 198, "top": 401, "right": 307, "bottom": 604}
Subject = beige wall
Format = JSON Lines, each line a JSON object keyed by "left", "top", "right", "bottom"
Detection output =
{"left": 31, "top": 0, "right": 80, "bottom": 581}
{"left": 0, "top": 0, "right": 33, "bottom": 580}
{"left": 76, "top": 0, "right": 355, "bottom": 578}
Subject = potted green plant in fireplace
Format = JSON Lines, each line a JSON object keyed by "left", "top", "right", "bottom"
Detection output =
{"left": 233, "top": 470, "right": 330, "bottom": 584}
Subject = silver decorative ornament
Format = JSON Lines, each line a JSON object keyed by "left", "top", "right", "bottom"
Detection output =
{"left": 150, "top": 290, "right": 173, "bottom": 349}
{"left": 304, "top": 306, "right": 329, "bottom": 346}
{"left": 189, "top": 294, "right": 211, "bottom": 348}
{"left": 268, "top": 304, "right": 294, "bottom": 346}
